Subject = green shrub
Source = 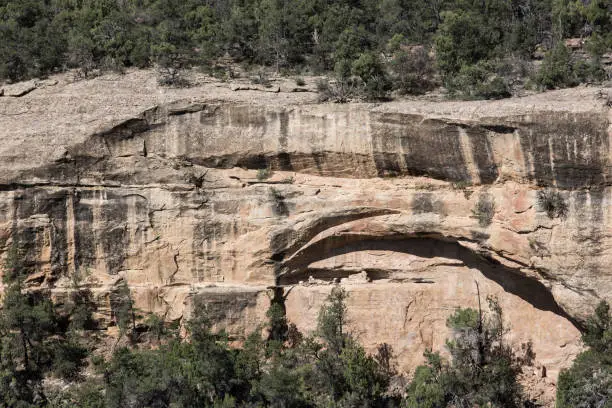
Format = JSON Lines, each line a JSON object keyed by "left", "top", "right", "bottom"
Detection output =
{"left": 110, "top": 280, "right": 135, "bottom": 336}
{"left": 351, "top": 52, "right": 391, "bottom": 100}
{"left": 472, "top": 194, "right": 495, "bottom": 227}
{"left": 403, "top": 352, "right": 445, "bottom": 408}
{"left": 584, "top": 33, "right": 612, "bottom": 60}
{"left": 157, "top": 67, "right": 190, "bottom": 87}
{"left": 536, "top": 43, "right": 574, "bottom": 89}
{"left": 572, "top": 57, "right": 606, "bottom": 84}
{"left": 316, "top": 77, "right": 358, "bottom": 103}
{"left": 256, "top": 168, "right": 272, "bottom": 181}
{"left": 556, "top": 301, "right": 611, "bottom": 408}
{"left": 536, "top": 42, "right": 606, "bottom": 89}
{"left": 52, "top": 340, "right": 89, "bottom": 381}
{"left": 434, "top": 10, "right": 495, "bottom": 76}
{"left": 333, "top": 26, "right": 373, "bottom": 80}
{"left": 47, "top": 381, "right": 106, "bottom": 408}
{"left": 153, "top": 42, "right": 192, "bottom": 87}
{"left": 386, "top": 34, "right": 405, "bottom": 54}
{"left": 66, "top": 33, "right": 97, "bottom": 80}
{"left": 536, "top": 189, "right": 568, "bottom": 219}
{"left": 405, "top": 297, "right": 533, "bottom": 408}
{"left": 0, "top": 0, "right": 604, "bottom": 91}
{"left": 0, "top": 251, "right": 90, "bottom": 405}
{"left": 412, "top": 193, "right": 435, "bottom": 214}
{"left": 251, "top": 69, "right": 272, "bottom": 87}
{"left": 447, "top": 61, "right": 511, "bottom": 100}
{"left": 451, "top": 180, "right": 472, "bottom": 190}
{"left": 390, "top": 46, "right": 436, "bottom": 95}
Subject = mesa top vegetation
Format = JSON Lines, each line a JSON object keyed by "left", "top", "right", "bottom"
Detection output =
{"left": 0, "top": 0, "right": 610, "bottom": 98}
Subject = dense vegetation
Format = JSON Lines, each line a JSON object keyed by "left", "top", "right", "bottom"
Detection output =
{"left": 0, "top": 249, "right": 94, "bottom": 407}
{"left": 403, "top": 296, "right": 535, "bottom": 408}
{"left": 0, "top": 0, "right": 610, "bottom": 98}
{"left": 556, "top": 301, "right": 611, "bottom": 408}
{"left": 2, "top": 241, "right": 609, "bottom": 408}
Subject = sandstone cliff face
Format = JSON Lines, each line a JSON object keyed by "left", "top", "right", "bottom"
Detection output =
{"left": 1, "top": 71, "right": 610, "bottom": 396}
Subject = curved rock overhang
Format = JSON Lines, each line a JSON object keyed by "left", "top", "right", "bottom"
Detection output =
{"left": 276, "top": 221, "right": 579, "bottom": 328}
{"left": 0, "top": 77, "right": 609, "bottom": 376}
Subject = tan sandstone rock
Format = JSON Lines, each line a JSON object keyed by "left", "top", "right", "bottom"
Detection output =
{"left": 1, "top": 69, "right": 610, "bottom": 404}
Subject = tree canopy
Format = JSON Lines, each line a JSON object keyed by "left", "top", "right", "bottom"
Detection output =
{"left": 0, "top": 0, "right": 610, "bottom": 96}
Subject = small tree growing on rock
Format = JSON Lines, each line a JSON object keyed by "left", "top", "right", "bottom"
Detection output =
{"left": 472, "top": 193, "right": 495, "bottom": 227}
{"left": 301, "top": 287, "right": 394, "bottom": 406}
{"left": 403, "top": 291, "right": 534, "bottom": 408}
{"left": 109, "top": 280, "right": 135, "bottom": 341}
{"left": 537, "top": 189, "right": 568, "bottom": 219}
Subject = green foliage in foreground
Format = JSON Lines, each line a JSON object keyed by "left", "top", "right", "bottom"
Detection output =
{"left": 556, "top": 301, "right": 611, "bottom": 408}
{"left": 0, "top": 250, "right": 91, "bottom": 407}
{"left": 1, "top": 272, "right": 543, "bottom": 408}
{"left": 45, "top": 287, "right": 395, "bottom": 408}
{"left": 1, "top": 243, "right": 608, "bottom": 407}
{"left": 403, "top": 297, "right": 534, "bottom": 408}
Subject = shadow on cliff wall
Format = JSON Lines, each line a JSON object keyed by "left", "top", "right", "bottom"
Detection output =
{"left": 278, "top": 235, "right": 581, "bottom": 329}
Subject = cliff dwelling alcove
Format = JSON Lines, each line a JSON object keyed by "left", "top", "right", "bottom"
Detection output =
{"left": 277, "top": 233, "right": 582, "bottom": 377}
{"left": 280, "top": 235, "right": 569, "bottom": 318}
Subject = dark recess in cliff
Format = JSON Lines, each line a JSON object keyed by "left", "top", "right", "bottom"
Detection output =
{"left": 279, "top": 235, "right": 580, "bottom": 329}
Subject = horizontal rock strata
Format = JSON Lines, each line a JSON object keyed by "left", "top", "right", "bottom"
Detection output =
{"left": 1, "top": 71, "right": 610, "bottom": 394}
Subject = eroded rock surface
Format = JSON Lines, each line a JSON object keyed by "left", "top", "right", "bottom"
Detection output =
{"left": 1, "top": 71, "right": 610, "bottom": 397}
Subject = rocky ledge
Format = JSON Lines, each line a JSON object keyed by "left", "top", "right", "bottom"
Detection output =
{"left": 1, "top": 70, "right": 610, "bottom": 403}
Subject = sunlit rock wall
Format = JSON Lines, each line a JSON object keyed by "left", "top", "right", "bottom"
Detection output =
{"left": 1, "top": 73, "right": 610, "bottom": 395}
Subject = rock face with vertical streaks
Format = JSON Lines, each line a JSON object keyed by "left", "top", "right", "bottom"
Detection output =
{"left": 0, "top": 70, "right": 610, "bottom": 403}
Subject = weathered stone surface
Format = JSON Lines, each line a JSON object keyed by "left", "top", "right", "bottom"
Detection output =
{"left": 1, "top": 70, "right": 610, "bottom": 401}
